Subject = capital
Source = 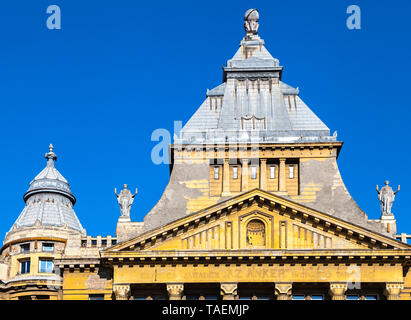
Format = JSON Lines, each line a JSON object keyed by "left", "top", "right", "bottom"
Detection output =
{"left": 113, "top": 284, "right": 131, "bottom": 300}
{"left": 220, "top": 283, "right": 238, "bottom": 300}
{"left": 384, "top": 282, "right": 403, "bottom": 300}
{"left": 167, "top": 283, "right": 184, "bottom": 300}
{"left": 274, "top": 283, "right": 292, "bottom": 300}
{"left": 329, "top": 282, "right": 348, "bottom": 300}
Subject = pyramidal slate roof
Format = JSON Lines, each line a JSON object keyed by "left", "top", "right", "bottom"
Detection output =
{"left": 10, "top": 145, "right": 84, "bottom": 233}
{"left": 177, "top": 18, "right": 336, "bottom": 145}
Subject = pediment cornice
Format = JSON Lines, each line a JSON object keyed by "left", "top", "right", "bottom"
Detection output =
{"left": 102, "top": 189, "right": 410, "bottom": 255}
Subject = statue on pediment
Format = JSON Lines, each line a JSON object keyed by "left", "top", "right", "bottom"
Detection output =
{"left": 115, "top": 184, "right": 137, "bottom": 218}
{"left": 376, "top": 181, "right": 400, "bottom": 216}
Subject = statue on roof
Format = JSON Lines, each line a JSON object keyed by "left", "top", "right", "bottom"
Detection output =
{"left": 376, "top": 181, "right": 400, "bottom": 216}
{"left": 115, "top": 184, "right": 137, "bottom": 218}
{"left": 244, "top": 9, "right": 259, "bottom": 40}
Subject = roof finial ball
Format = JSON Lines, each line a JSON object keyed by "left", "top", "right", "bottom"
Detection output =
{"left": 244, "top": 9, "right": 259, "bottom": 40}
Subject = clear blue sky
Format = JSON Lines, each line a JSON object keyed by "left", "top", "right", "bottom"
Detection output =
{"left": 0, "top": 0, "right": 410, "bottom": 239}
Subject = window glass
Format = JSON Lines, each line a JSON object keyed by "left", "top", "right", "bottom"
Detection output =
{"left": 89, "top": 294, "right": 105, "bottom": 300}
{"left": 289, "top": 166, "right": 294, "bottom": 179}
{"left": 42, "top": 243, "right": 54, "bottom": 252}
{"left": 365, "top": 295, "right": 378, "bottom": 300}
{"left": 292, "top": 295, "right": 305, "bottom": 300}
{"left": 251, "top": 166, "right": 257, "bottom": 179}
{"left": 233, "top": 166, "right": 238, "bottom": 179}
{"left": 20, "top": 260, "right": 30, "bottom": 274}
{"left": 346, "top": 295, "right": 359, "bottom": 300}
{"left": 311, "top": 295, "right": 324, "bottom": 300}
{"left": 39, "top": 259, "right": 54, "bottom": 273}
{"left": 20, "top": 243, "right": 30, "bottom": 253}
{"left": 270, "top": 166, "right": 276, "bottom": 179}
{"left": 214, "top": 167, "right": 219, "bottom": 180}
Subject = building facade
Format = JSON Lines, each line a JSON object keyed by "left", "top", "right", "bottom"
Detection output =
{"left": 1, "top": 9, "right": 411, "bottom": 300}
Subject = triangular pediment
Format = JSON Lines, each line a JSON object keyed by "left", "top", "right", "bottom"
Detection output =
{"left": 103, "top": 189, "right": 409, "bottom": 255}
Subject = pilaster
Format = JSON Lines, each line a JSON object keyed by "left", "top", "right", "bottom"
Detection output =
{"left": 241, "top": 159, "right": 249, "bottom": 192}
{"left": 260, "top": 159, "right": 267, "bottom": 190}
{"left": 278, "top": 158, "right": 286, "bottom": 193}
{"left": 222, "top": 159, "right": 231, "bottom": 196}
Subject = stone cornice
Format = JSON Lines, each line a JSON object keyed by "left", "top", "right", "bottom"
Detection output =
{"left": 101, "top": 249, "right": 411, "bottom": 265}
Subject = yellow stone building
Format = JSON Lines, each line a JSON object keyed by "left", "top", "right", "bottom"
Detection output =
{"left": 1, "top": 9, "right": 410, "bottom": 301}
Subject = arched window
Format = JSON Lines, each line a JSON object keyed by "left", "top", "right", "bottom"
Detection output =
{"left": 246, "top": 219, "right": 266, "bottom": 246}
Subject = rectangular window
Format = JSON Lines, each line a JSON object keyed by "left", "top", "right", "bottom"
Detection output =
{"left": 214, "top": 166, "right": 219, "bottom": 180}
{"left": 232, "top": 166, "right": 238, "bottom": 179}
{"left": 365, "top": 295, "right": 378, "bottom": 300}
{"left": 251, "top": 166, "right": 257, "bottom": 179}
{"left": 346, "top": 295, "right": 359, "bottom": 300}
{"left": 20, "top": 260, "right": 30, "bottom": 274}
{"left": 292, "top": 295, "right": 305, "bottom": 300}
{"left": 42, "top": 243, "right": 54, "bottom": 252}
{"left": 270, "top": 166, "right": 276, "bottom": 179}
{"left": 89, "top": 294, "right": 105, "bottom": 300}
{"left": 289, "top": 165, "right": 295, "bottom": 179}
{"left": 20, "top": 243, "right": 30, "bottom": 253}
{"left": 39, "top": 259, "right": 54, "bottom": 273}
{"left": 311, "top": 295, "right": 324, "bottom": 300}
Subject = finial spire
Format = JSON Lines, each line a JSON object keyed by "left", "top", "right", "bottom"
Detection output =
{"left": 244, "top": 9, "right": 260, "bottom": 40}
{"left": 45, "top": 143, "right": 57, "bottom": 166}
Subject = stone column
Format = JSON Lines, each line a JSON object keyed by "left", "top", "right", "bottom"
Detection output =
{"left": 329, "top": 283, "right": 348, "bottom": 300}
{"left": 274, "top": 283, "right": 292, "bottom": 300}
{"left": 384, "top": 283, "right": 404, "bottom": 300}
{"left": 113, "top": 284, "right": 131, "bottom": 300}
{"left": 167, "top": 283, "right": 184, "bottom": 300}
{"left": 222, "top": 158, "right": 231, "bottom": 196}
{"left": 220, "top": 283, "right": 238, "bottom": 300}
{"left": 241, "top": 159, "right": 249, "bottom": 192}
{"left": 260, "top": 159, "right": 267, "bottom": 190}
{"left": 279, "top": 158, "right": 286, "bottom": 193}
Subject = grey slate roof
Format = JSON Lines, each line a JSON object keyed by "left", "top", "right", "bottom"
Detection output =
{"left": 177, "top": 35, "right": 335, "bottom": 145}
{"left": 10, "top": 146, "right": 84, "bottom": 233}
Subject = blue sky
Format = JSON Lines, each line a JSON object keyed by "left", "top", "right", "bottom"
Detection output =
{"left": 0, "top": 0, "right": 410, "bottom": 239}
